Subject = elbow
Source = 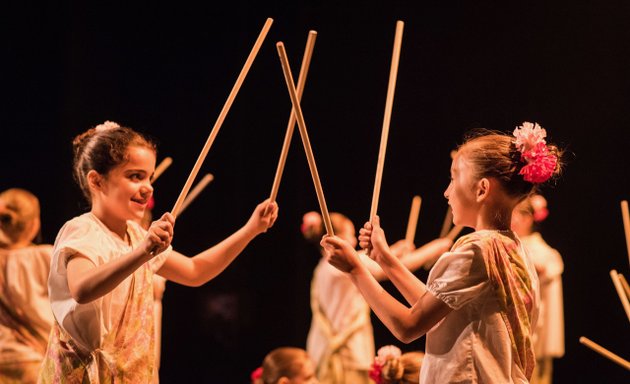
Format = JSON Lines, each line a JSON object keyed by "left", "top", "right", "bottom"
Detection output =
{"left": 72, "top": 288, "right": 96, "bottom": 305}
{"left": 396, "top": 329, "right": 420, "bottom": 344}
{"left": 391, "top": 322, "right": 423, "bottom": 344}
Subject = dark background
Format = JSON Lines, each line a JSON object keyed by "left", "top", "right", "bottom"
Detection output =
{"left": 4, "top": 1, "right": 630, "bottom": 382}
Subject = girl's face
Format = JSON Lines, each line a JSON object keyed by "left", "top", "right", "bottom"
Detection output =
{"left": 444, "top": 153, "right": 479, "bottom": 228}
{"left": 94, "top": 145, "right": 155, "bottom": 224}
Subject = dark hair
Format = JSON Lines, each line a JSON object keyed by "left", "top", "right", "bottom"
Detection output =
{"left": 457, "top": 127, "right": 563, "bottom": 200}
{"left": 72, "top": 122, "right": 156, "bottom": 202}
{"left": 253, "top": 347, "right": 310, "bottom": 384}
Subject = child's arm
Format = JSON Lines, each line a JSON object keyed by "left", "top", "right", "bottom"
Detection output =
{"left": 156, "top": 199, "right": 278, "bottom": 286}
{"left": 323, "top": 235, "right": 452, "bottom": 343}
{"left": 66, "top": 213, "right": 174, "bottom": 304}
{"left": 361, "top": 238, "right": 451, "bottom": 287}
{"left": 358, "top": 217, "right": 442, "bottom": 304}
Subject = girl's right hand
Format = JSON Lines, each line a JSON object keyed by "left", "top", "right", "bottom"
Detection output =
{"left": 245, "top": 199, "right": 279, "bottom": 236}
{"left": 358, "top": 216, "right": 391, "bottom": 263}
{"left": 142, "top": 212, "right": 174, "bottom": 257}
{"left": 321, "top": 235, "right": 362, "bottom": 274}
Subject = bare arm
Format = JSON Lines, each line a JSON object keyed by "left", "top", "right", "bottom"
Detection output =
{"left": 67, "top": 213, "right": 173, "bottom": 304}
{"left": 358, "top": 217, "right": 450, "bottom": 304}
{"left": 323, "top": 235, "right": 452, "bottom": 343}
{"left": 157, "top": 200, "right": 278, "bottom": 287}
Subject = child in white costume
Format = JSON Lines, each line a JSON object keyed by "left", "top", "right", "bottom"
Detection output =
{"left": 0, "top": 188, "right": 54, "bottom": 384}
{"left": 322, "top": 123, "right": 564, "bottom": 383}
{"left": 40, "top": 121, "right": 278, "bottom": 383}
{"left": 512, "top": 195, "right": 564, "bottom": 384}
{"left": 302, "top": 211, "right": 451, "bottom": 383}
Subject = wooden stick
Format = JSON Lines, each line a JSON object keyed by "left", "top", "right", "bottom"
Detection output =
{"left": 170, "top": 18, "right": 273, "bottom": 217}
{"left": 152, "top": 157, "right": 173, "bottom": 183}
{"left": 276, "top": 42, "right": 333, "bottom": 236}
{"left": 439, "top": 206, "right": 453, "bottom": 238}
{"left": 269, "top": 31, "right": 317, "bottom": 203}
{"left": 446, "top": 225, "right": 464, "bottom": 242}
{"left": 579, "top": 336, "right": 630, "bottom": 370}
{"left": 179, "top": 173, "right": 214, "bottom": 215}
{"left": 369, "top": 20, "right": 404, "bottom": 222}
{"left": 405, "top": 195, "right": 422, "bottom": 244}
{"left": 621, "top": 200, "right": 630, "bottom": 267}
{"left": 619, "top": 273, "right": 630, "bottom": 300}
{"left": 610, "top": 269, "right": 630, "bottom": 323}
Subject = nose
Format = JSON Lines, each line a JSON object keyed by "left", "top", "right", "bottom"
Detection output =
{"left": 444, "top": 183, "right": 451, "bottom": 199}
{"left": 142, "top": 180, "right": 154, "bottom": 196}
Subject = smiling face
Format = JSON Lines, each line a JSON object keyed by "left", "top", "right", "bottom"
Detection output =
{"left": 444, "top": 153, "right": 480, "bottom": 229}
{"left": 90, "top": 145, "right": 156, "bottom": 230}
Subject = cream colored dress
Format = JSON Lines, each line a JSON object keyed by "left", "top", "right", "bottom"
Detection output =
{"left": 0, "top": 245, "right": 54, "bottom": 383}
{"left": 41, "top": 213, "right": 169, "bottom": 383}
{"left": 307, "top": 257, "right": 373, "bottom": 384}
{"left": 521, "top": 232, "right": 564, "bottom": 384}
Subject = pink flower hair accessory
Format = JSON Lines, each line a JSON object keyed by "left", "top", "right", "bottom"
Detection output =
{"left": 301, "top": 211, "right": 322, "bottom": 236}
{"left": 250, "top": 366, "right": 263, "bottom": 381}
{"left": 369, "top": 345, "right": 402, "bottom": 383}
{"left": 530, "top": 194, "right": 549, "bottom": 222}
{"left": 513, "top": 122, "right": 557, "bottom": 184}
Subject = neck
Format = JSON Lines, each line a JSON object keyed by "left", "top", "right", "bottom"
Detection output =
{"left": 475, "top": 201, "right": 515, "bottom": 231}
{"left": 91, "top": 206, "right": 128, "bottom": 240}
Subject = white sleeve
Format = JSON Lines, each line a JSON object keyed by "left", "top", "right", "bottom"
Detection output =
{"left": 427, "top": 243, "right": 489, "bottom": 310}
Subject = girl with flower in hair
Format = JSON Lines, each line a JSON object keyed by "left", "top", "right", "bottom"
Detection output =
{"left": 251, "top": 347, "right": 319, "bottom": 384}
{"left": 0, "top": 188, "right": 54, "bottom": 384}
{"left": 322, "top": 122, "right": 564, "bottom": 383}
{"left": 512, "top": 194, "right": 564, "bottom": 384}
{"left": 368, "top": 345, "right": 424, "bottom": 384}
{"left": 301, "top": 211, "right": 451, "bottom": 383}
{"left": 39, "top": 121, "right": 278, "bottom": 383}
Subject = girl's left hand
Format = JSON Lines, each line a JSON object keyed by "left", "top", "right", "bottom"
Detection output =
{"left": 320, "top": 235, "right": 361, "bottom": 274}
{"left": 246, "top": 199, "right": 279, "bottom": 235}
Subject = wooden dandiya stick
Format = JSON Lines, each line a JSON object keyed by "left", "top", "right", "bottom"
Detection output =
{"left": 179, "top": 173, "right": 214, "bottom": 215}
{"left": 439, "top": 206, "right": 454, "bottom": 238}
{"left": 621, "top": 200, "right": 630, "bottom": 267}
{"left": 170, "top": 18, "right": 273, "bottom": 217}
{"left": 610, "top": 269, "right": 630, "bottom": 323}
{"left": 152, "top": 157, "right": 173, "bottom": 182}
{"left": 369, "top": 20, "right": 404, "bottom": 223}
{"left": 405, "top": 195, "right": 422, "bottom": 244}
{"left": 619, "top": 273, "right": 630, "bottom": 300}
{"left": 276, "top": 42, "right": 333, "bottom": 236}
{"left": 579, "top": 336, "right": 630, "bottom": 370}
{"left": 269, "top": 31, "right": 317, "bottom": 203}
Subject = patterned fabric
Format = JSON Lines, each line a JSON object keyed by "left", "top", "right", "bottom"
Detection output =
{"left": 38, "top": 261, "right": 155, "bottom": 383}
{"left": 453, "top": 231, "right": 536, "bottom": 380}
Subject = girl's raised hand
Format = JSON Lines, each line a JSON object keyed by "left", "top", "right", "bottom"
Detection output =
{"left": 320, "top": 235, "right": 362, "bottom": 274}
{"left": 358, "top": 216, "right": 391, "bottom": 262}
{"left": 143, "top": 212, "right": 175, "bottom": 256}
{"left": 246, "top": 199, "right": 279, "bottom": 235}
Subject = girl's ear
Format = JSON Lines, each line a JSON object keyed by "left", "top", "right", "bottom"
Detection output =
{"left": 476, "top": 178, "right": 490, "bottom": 202}
{"left": 87, "top": 170, "right": 103, "bottom": 192}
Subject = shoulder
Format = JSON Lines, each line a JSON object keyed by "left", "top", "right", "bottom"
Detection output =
{"left": 55, "top": 213, "right": 102, "bottom": 243}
